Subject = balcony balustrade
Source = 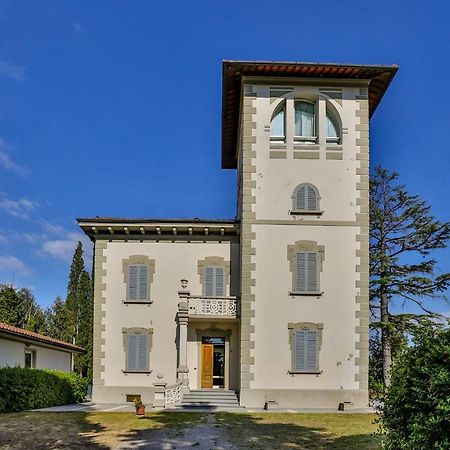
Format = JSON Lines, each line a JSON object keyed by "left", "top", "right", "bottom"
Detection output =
{"left": 187, "top": 295, "right": 239, "bottom": 319}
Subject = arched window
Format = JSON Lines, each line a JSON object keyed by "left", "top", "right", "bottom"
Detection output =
{"left": 294, "top": 101, "right": 316, "bottom": 140}
{"left": 326, "top": 111, "right": 340, "bottom": 144}
{"left": 270, "top": 105, "right": 285, "bottom": 141}
{"left": 293, "top": 184, "right": 320, "bottom": 212}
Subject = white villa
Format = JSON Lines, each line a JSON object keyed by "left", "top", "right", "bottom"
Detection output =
{"left": 78, "top": 60, "right": 397, "bottom": 409}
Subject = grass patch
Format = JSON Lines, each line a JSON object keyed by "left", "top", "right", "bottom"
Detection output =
{"left": 0, "top": 411, "right": 206, "bottom": 449}
{"left": 0, "top": 411, "right": 381, "bottom": 449}
{"left": 216, "top": 413, "right": 381, "bottom": 449}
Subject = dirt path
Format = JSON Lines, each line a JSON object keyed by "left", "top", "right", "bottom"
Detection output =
{"left": 115, "top": 414, "right": 237, "bottom": 450}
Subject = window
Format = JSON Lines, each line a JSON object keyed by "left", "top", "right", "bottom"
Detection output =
{"left": 128, "top": 265, "right": 148, "bottom": 301}
{"left": 293, "top": 184, "right": 319, "bottom": 212}
{"left": 326, "top": 111, "right": 340, "bottom": 144}
{"left": 122, "top": 328, "right": 153, "bottom": 372}
{"left": 24, "top": 349, "right": 36, "bottom": 368}
{"left": 287, "top": 240, "right": 325, "bottom": 296}
{"left": 198, "top": 256, "right": 230, "bottom": 296}
{"left": 122, "top": 255, "right": 155, "bottom": 303}
{"left": 288, "top": 322, "right": 323, "bottom": 373}
{"left": 270, "top": 106, "right": 285, "bottom": 141}
{"left": 295, "top": 252, "right": 318, "bottom": 292}
{"left": 204, "top": 266, "right": 225, "bottom": 297}
{"left": 294, "top": 101, "right": 316, "bottom": 140}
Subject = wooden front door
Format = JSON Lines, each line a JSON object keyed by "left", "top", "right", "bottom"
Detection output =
{"left": 201, "top": 344, "right": 214, "bottom": 388}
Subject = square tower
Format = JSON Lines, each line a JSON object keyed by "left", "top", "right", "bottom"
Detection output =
{"left": 222, "top": 61, "right": 397, "bottom": 408}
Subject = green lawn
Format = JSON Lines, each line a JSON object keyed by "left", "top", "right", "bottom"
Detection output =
{"left": 0, "top": 411, "right": 382, "bottom": 449}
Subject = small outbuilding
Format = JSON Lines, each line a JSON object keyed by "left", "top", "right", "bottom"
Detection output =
{"left": 0, "top": 322, "right": 85, "bottom": 372}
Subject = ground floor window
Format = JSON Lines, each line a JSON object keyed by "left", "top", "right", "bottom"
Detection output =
{"left": 24, "top": 349, "right": 36, "bottom": 368}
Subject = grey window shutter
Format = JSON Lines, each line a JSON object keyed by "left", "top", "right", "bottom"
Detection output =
{"left": 296, "top": 186, "right": 306, "bottom": 210}
{"left": 296, "top": 253, "right": 306, "bottom": 291}
{"left": 306, "top": 331, "right": 317, "bottom": 370}
{"left": 215, "top": 267, "right": 225, "bottom": 296}
{"left": 127, "top": 334, "right": 138, "bottom": 370}
{"left": 138, "top": 265, "right": 148, "bottom": 300}
{"left": 306, "top": 186, "right": 317, "bottom": 211}
{"left": 205, "top": 267, "right": 214, "bottom": 296}
{"left": 294, "top": 331, "right": 306, "bottom": 370}
{"left": 136, "top": 334, "right": 148, "bottom": 370}
{"left": 306, "top": 252, "right": 317, "bottom": 292}
{"left": 128, "top": 266, "right": 138, "bottom": 300}
{"left": 127, "top": 334, "right": 148, "bottom": 371}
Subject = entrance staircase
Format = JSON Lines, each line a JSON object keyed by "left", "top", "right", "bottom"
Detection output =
{"left": 176, "top": 389, "right": 242, "bottom": 410}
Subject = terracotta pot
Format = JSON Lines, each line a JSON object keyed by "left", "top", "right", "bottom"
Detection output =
{"left": 135, "top": 406, "right": 145, "bottom": 416}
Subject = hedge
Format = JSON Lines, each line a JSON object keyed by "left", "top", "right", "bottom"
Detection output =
{"left": 380, "top": 327, "right": 450, "bottom": 450}
{"left": 0, "top": 367, "right": 88, "bottom": 412}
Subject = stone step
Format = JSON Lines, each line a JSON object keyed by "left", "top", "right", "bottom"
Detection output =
{"left": 179, "top": 389, "right": 241, "bottom": 409}
{"left": 182, "top": 396, "right": 239, "bottom": 403}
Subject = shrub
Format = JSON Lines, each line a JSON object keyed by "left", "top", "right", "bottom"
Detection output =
{"left": 380, "top": 326, "right": 450, "bottom": 450}
{"left": 0, "top": 367, "right": 88, "bottom": 412}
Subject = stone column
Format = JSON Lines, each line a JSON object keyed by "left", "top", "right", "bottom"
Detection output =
{"left": 152, "top": 377, "right": 167, "bottom": 409}
{"left": 177, "top": 279, "right": 189, "bottom": 390}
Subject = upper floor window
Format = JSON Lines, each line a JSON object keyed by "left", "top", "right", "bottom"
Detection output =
{"left": 270, "top": 105, "right": 285, "bottom": 141}
{"left": 204, "top": 266, "right": 225, "bottom": 297}
{"left": 294, "top": 101, "right": 316, "bottom": 141}
{"left": 292, "top": 184, "right": 320, "bottom": 213}
{"left": 326, "top": 111, "right": 340, "bottom": 144}
{"left": 122, "top": 255, "right": 156, "bottom": 303}
{"left": 295, "top": 252, "right": 318, "bottom": 292}
{"left": 128, "top": 265, "right": 148, "bottom": 301}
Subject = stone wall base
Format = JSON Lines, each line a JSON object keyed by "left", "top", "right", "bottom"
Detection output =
{"left": 239, "top": 389, "right": 368, "bottom": 409}
{"left": 92, "top": 385, "right": 155, "bottom": 405}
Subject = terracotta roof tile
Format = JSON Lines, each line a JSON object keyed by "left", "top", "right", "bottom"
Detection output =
{"left": 0, "top": 322, "right": 85, "bottom": 353}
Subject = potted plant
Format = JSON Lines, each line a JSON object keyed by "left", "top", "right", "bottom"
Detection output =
{"left": 134, "top": 399, "right": 145, "bottom": 417}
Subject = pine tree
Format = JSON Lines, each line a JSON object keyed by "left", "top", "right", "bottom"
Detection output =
{"left": 370, "top": 166, "right": 450, "bottom": 387}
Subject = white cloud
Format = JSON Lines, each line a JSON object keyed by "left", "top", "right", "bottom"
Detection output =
{"left": 0, "top": 195, "right": 38, "bottom": 219}
{"left": 72, "top": 22, "right": 85, "bottom": 35}
{"left": 0, "top": 60, "right": 26, "bottom": 81}
{"left": 42, "top": 232, "right": 92, "bottom": 267}
{"left": 0, "top": 255, "right": 32, "bottom": 276}
{"left": 0, "top": 138, "right": 29, "bottom": 176}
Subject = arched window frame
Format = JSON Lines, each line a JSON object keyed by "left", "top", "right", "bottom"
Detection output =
{"left": 326, "top": 107, "right": 341, "bottom": 145}
{"left": 291, "top": 183, "right": 322, "bottom": 215}
{"left": 294, "top": 100, "right": 317, "bottom": 143}
{"left": 270, "top": 102, "right": 286, "bottom": 142}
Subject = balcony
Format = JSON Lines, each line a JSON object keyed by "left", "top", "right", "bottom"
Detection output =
{"left": 187, "top": 295, "right": 240, "bottom": 319}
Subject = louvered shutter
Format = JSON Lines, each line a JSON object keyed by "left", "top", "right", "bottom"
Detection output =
{"left": 205, "top": 267, "right": 214, "bottom": 296}
{"left": 294, "top": 331, "right": 306, "bottom": 370}
{"left": 306, "top": 186, "right": 317, "bottom": 211}
{"left": 296, "top": 186, "right": 306, "bottom": 210}
{"left": 306, "top": 253, "right": 317, "bottom": 292}
{"left": 306, "top": 331, "right": 317, "bottom": 370}
{"left": 138, "top": 265, "right": 148, "bottom": 300}
{"left": 215, "top": 267, "right": 225, "bottom": 296}
{"left": 296, "top": 253, "right": 306, "bottom": 291}
{"left": 128, "top": 266, "right": 138, "bottom": 300}
{"left": 127, "top": 334, "right": 148, "bottom": 371}
{"left": 127, "top": 334, "right": 138, "bottom": 370}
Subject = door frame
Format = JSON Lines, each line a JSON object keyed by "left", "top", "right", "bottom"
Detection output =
{"left": 196, "top": 328, "right": 231, "bottom": 390}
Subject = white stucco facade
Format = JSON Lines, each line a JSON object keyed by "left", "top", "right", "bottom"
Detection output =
{"left": 0, "top": 336, "right": 73, "bottom": 372}
{"left": 79, "top": 60, "right": 397, "bottom": 409}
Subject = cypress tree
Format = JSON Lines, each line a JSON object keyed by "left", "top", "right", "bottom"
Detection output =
{"left": 66, "top": 241, "right": 84, "bottom": 343}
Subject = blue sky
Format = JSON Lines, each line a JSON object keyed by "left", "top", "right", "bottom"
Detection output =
{"left": 0, "top": 0, "right": 449, "bottom": 314}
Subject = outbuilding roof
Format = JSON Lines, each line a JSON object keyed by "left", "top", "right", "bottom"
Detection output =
{"left": 221, "top": 60, "right": 398, "bottom": 169}
{"left": 0, "top": 322, "right": 85, "bottom": 353}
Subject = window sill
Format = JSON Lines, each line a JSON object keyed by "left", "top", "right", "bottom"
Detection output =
{"left": 123, "top": 301, "right": 153, "bottom": 305}
{"left": 270, "top": 136, "right": 286, "bottom": 143}
{"left": 288, "top": 370, "right": 323, "bottom": 375}
{"left": 289, "top": 291, "right": 323, "bottom": 297}
{"left": 294, "top": 136, "right": 317, "bottom": 143}
{"left": 290, "top": 210, "right": 323, "bottom": 216}
{"left": 122, "top": 370, "right": 152, "bottom": 374}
